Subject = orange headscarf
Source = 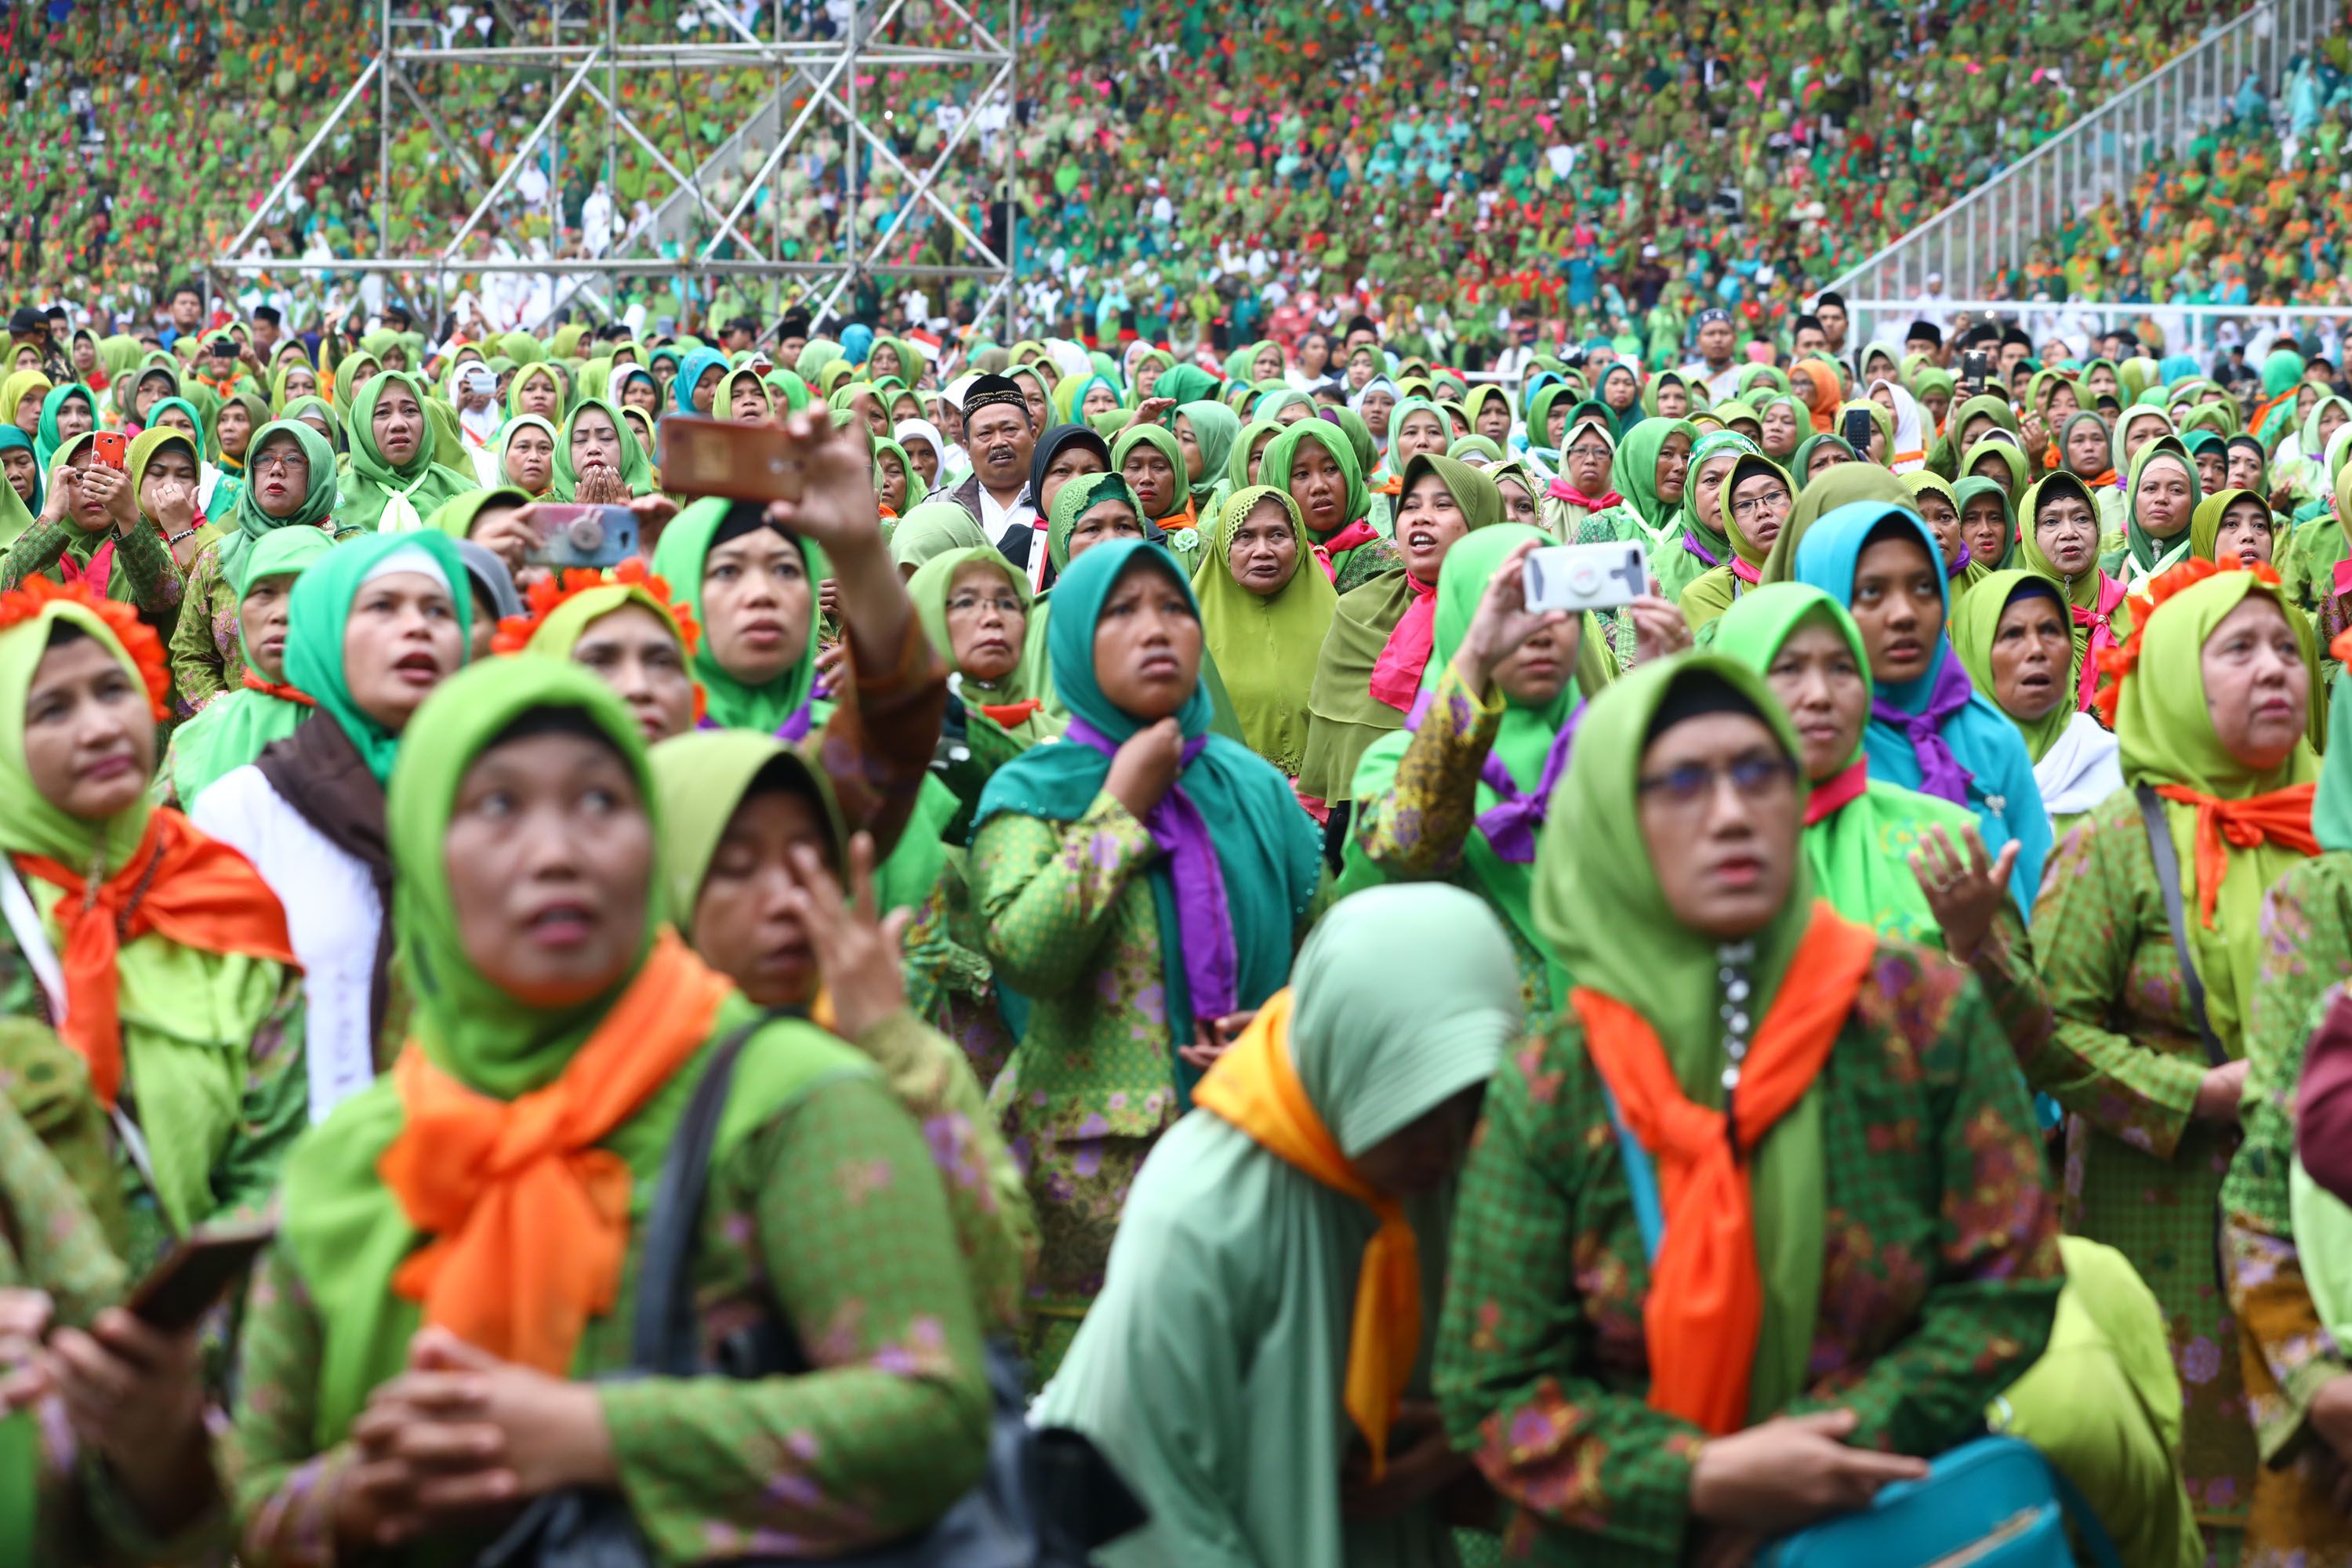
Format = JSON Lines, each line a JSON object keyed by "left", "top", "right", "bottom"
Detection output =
{"left": 379, "top": 931, "right": 732, "bottom": 1374}
{"left": 13, "top": 810, "right": 299, "bottom": 1109}
{"left": 1192, "top": 989, "right": 1422, "bottom": 1479}
{"left": 1573, "top": 905, "right": 1877, "bottom": 1436}
{"left": 1791, "top": 357, "right": 1845, "bottom": 434}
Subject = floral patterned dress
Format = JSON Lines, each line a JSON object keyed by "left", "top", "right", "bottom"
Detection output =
{"left": 223, "top": 1068, "right": 993, "bottom": 1566}
{"left": 1434, "top": 941, "right": 2063, "bottom": 1566}
{"left": 2220, "top": 854, "right": 2352, "bottom": 1565}
{"left": 163, "top": 535, "right": 247, "bottom": 712}
{"left": 2031, "top": 793, "right": 2262, "bottom": 1546}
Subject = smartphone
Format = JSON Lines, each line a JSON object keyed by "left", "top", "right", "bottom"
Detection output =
{"left": 659, "top": 416, "right": 804, "bottom": 503}
{"left": 1524, "top": 540, "right": 1647, "bottom": 613}
{"left": 527, "top": 503, "right": 640, "bottom": 570}
{"left": 1960, "top": 349, "right": 1991, "bottom": 389}
{"left": 126, "top": 1219, "right": 275, "bottom": 1331}
{"left": 1841, "top": 406, "right": 1877, "bottom": 452}
{"left": 91, "top": 430, "right": 126, "bottom": 470}
{"left": 211, "top": 339, "right": 238, "bottom": 359}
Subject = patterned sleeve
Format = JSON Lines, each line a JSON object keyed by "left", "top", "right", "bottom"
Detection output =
{"left": 1965, "top": 903, "right": 2053, "bottom": 1074}
{"left": 968, "top": 795, "right": 1158, "bottom": 999}
{"left": 223, "top": 1247, "right": 353, "bottom": 1567}
{"left": 2223, "top": 867, "right": 2352, "bottom": 1465}
{"left": 601, "top": 1073, "right": 992, "bottom": 1562}
{"left": 1351, "top": 659, "right": 1501, "bottom": 881}
{"left": 203, "top": 979, "right": 309, "bottom": 1229}
{"left": 0, "top": 520, "right": 75, "bottom": 592}
{"left": 109, "top": 518, "right": 185, "bottom": 618}
{"left": 2027, "top": 811, "right": 2203, "bottom": 1156}
{"left": 1793, "top": 960, "right": 2063, "bottom": 1454}
{"left": 0, "top": 1096, "right": 125, "bottom": 1329}
{"left": 1433, "top": 1021, "right": 1708, "bottom": 1563}
{"left": 809, "top": 614, "right": 949, "bottom": 864}
{"left": 166, "top": 547, "right": 228, "bottom": 710}
{"left": 849, "top": 1007, "right": 1037, "bottom": 1335}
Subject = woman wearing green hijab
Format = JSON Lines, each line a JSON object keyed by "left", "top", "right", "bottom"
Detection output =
{"left": 1036, "top": 881, "right": 1522, "bottom": 1568}
{"left": 969, "top": 538, "right": 1321, "bottom": 1377}
{"left": 2, "top": 370, "right": 50, "bottom": 444}
{"left": 888, "top": 499, "right": 991, "bottom": 576}
{"left": 498, "top": 561, "right": 702, "bottom": 745}
{"left": 2033, "top": 564, "right": 2325, "bottom": 1559}
{"left": 225, "top": 657, "right": 993, "bottom": 1565}
{"left": 1647, "top": 427, "right": 1749, "bottom": 607}
{"left": 1953, "top": 474, "right": 2020, "bottom": 572}
{"left": 167, "top": 419, "right": 339, "bottom": 710}
{"left": 1347, "top": 523, "right": 1614, "bottom": 1011}
{"left": 1112, "top": 422, "right": 1199, "bottom": 542}
{"left": 0, "top": 433, "right": 186, "bottom": 624}
{"left": 871, "top": 436, "right": 928, "bottom": 519}
{"left": 504, "top": 360, "right": 565, "bottom": 424}
{"left": 191, "top": 532, "right": 473, "bottom": 1117}
{"left": 1191, "top": 485, "right": 1336, "bottom": 777}
{"left": 1173, "top": 399, "right": 1240, "bottom": 519}
{"left": 1224, "top": 416, "right": 1283, "bottom": 498}
{"left": 336, "top": 372, "right": 475, "bottom": 534}
{"left": 328, "top": 350, "right": 379, "bottom": 420}
{"left": 1434, "top": 654, "right": 2060, "bottom": 1554}
{"left": 1791, "top": 430, "right": 1860, "bottom": 488}
{"left": 648, "top": 498, "right": 830, "bottom": 739}
{"left": 31, "top": 383, "right": 96, "bottom": 475}
{"left": 548, "top": 396, "right": 655, "bottom": 502}
{"left": 162, "top": 525, "right": 337, "bottom": 807}
{"left": 1929, "top": 391, "right": 2022, "bottom": 479}
{"left": 1947, "top": 568, "right": 2124, "bottom": 839}
{"left": 2190, "top": 487, "right": 2281, "bottom": 570}
{"left": 2103, "top": 435, "right": 2203, "bottom": 593}
{"left": 1261, "top": 419, "right": 1400, "bottom": 595}
{"left": 1298, "top": 453, "right": 1501, "bottom": 816}
{"left": 204, "top": 387, "right": 270, "bottom": 518}
{"left": 1593, "top": 415, "right": 1697, "bottom": 555}
{"left": 1900, "top": 470, "right": 1988, "bottom": 597}
{"left": 1681, "top": 452, "right": 1795, "bottom": 641}
{"left": 0, "top": 580, "right": 309, "bottom": 1272}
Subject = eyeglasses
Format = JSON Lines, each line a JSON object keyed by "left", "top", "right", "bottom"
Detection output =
{"left": 251, "top": 450, "right": 309, "bottom": 474}
{"left": 1566, "top": 444, "right": 1612, "bottom": 461}
{"left": 1730, "top": 488, "right": 1791, "bottom": 522}
{"left": 1635, "top": 752, "right": 1797, "bottom": 811}
{"left": 945, "top": 593, "right": 1024, "bottom": 619}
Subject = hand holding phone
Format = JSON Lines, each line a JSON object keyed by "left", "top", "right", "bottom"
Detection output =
{"left": 523, "top": 503, "right": 640, "bottom": 571}
{"left": 659, "top": 416, "right": 804, "bottom": 503}
{"left": 1524, "top": 540, "right": 1647, "bottom": 615}
{"left": 91, "top": 430, "right": 126, "bottom": 470}
{"left": 1841, "top": 406, "right": 1877, "bottom": 454}
{"left": 126, "top": 1220, "right": 275, "bottom": 1331}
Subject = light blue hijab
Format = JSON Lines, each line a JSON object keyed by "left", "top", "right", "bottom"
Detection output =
{"left": 1793, "top": 501, "right": 2053, "bottom": 914}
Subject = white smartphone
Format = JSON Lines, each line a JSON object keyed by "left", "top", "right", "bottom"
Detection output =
{"left": 1524, "top": 540, "right": 1647, "bottom": 613}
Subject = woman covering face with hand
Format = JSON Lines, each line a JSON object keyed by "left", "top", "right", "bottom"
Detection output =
{"left": 223, "top": 659, "right": 994, "bottom": 1566}
{"left": 168, "top": 420, "right": 338, "bottom": 711}
{"left": 1, "top": 432, "right": 187, "bottom": 627}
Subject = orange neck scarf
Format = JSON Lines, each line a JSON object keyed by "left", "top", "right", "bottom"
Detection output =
{"left": 379, "top": 931, "right": 733, "bottom": 1374}
{"left": 2153, "top": 782, "right": 2319, "bottom": 927}
{"left": 241, "top": 668, "right": 316, "bottom": 706}
{"left": 1573, "top": 905, "right": 1876, "bottom": 1436}
{"left": 1192, "top": 989, "right": 1421, "bottom": 1479}
{"left": 13, "top": 809, "right": 298, "bottom": 1108}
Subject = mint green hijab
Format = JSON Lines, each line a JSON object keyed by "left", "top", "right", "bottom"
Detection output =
{"left": 284, "top": 532, "right": 474, "bottom": 785}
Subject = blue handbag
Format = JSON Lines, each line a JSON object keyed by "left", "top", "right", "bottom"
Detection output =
{"left": 1600, "top": 1091, "right": 2119, "bottom": 1568}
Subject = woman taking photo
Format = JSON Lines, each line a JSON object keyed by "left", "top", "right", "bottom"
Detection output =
{"left": 1037, "top": 884, "right": 1523, "bottom": 1568}
{"left": 193, "top": 533, "right": 472, "bottom": 1123}
{"left": 970, "top": 539, "right": 1322, "bottom": 1377}
{"left": 2033, "top": 561, "right": 2323, "bottom": 1560}
{"left": 1434, "top": 655, "right": 2061, "bottom": 1564}
{"left": 223, "top": 659, "right": 993, "bottom": 1564}
{"left": 168, "top": 420, "right": 338, "bottom": 710}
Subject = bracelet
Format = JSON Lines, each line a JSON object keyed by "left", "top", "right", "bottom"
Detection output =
{"left": 165, "top": 524, "right": 203, "bottom": 545}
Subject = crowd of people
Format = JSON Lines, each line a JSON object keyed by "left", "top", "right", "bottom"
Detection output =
{"left": 12, "top": 0, "right": 2347, "bottom": 349}
{"left": 6, "top": 257, "right": 2352, "bottom": 1566}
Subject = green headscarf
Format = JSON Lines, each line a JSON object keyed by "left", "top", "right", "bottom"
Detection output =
{"left": 0, "top": 591, "right": 281, "bottom": 1232}
{"left": 1608, "top": 417, "right": 1698, "bottom": 542}
{"left": 649, "top": 729, "right": 848, "bottom": 934}
{"left": 1348, "top": 524, "right": 1613, "bottom": 996}
{"left": 548, "top": 397, "right": 655, "bottom": 500}
{"left": 2111, "top": 435, "right": 2202, "bottom": 587}
{"left": 888, "top": 500, "right": 989, "bottom": 575}
{"left": 1111, "top": 424, "right": 1191, "bottom": 521}
{"left": 489, "top": 414, "right": 559, "bottom": 495}
{"left": 1947, "top": 570, "right": 2076, "bottom": 765}
{"left": 329, "top": 350, "right": 379, "bottom": 418}
{"left": 339, "top": 372, "right": 476, "bottom": 532}
{"left": 285, "top": 532, "right": 474, "bottom": 785}
{"left": 1225, "top": 418, "right": 1282, "bottom": 495}
{"left": 2189, "top": 488, "right": 2275, "bottom": 564}
{"left": 1758, "top": 462, "right": 1918, "bottom": 585}
{"left": 1296, "top": 453, "right": 1499, "bottom": 803}
{"left": 278, "top": 394, "right": 344, "bottom": 455}
{"left": 503, "top": 362, "right": 566, "bottom": 423}
{"left": 1931, "top": 393, "right": 2021, "bottom": 477}
{"left": 646, "top": 499, "right": 829, "bottom": 735}
{"left": 31, "top": 383, "right": 95, "bottom": 472}
{"left": 1530, "top": 653, "right": 1824, "bottom": 1424}
{"left": 1259, "top": 419, "right": 1371, "bottom": 541}
{"left": 221, "top": 420, "right": 338, "bottom": 581}
{"left": 906, "top": 546, "right": 1053, "bottom": 750}
{"left": 1652, "top": 430, "right": 1753, "bottom": 601}
{"left": 1954, "top": 477, "right": 2020, "bottom": 572}
{"left": 1044, "top": 472, "right": 1138, "bottom": 575}
{"left": 1177, "top": 401, "right": 1241, "bottom": 508}
{"left": 167, "top": 527, "right": 339, "bottom": 804}
{"left": 1715, "top": 584, "right": 1978, "bottom": 944}
{"left": 2115, "top": 570, "right": 2321, "bottom": 1045}
{"left": 1189, "top": 486, "right": 1337, "bottom": 774}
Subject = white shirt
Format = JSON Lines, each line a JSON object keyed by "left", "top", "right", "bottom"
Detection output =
{"left": 976, "top": 481, "right": 1044, "bottom": 588}
{"left": 192, "top": 765, "right": 383, "bottom": 1125}
{"left": 1683, "top": 360, "right": 1745, "bottom": 404}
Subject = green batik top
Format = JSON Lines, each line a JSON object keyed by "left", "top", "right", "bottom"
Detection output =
{"left": 223, "top": 1070, "right": 992, "bottom": 1567}
{"left": 2027, "top": 789, "right": 2256, "bottom": 1526}
{"left": 163, "top": 537, "right": 247, "bottom": 712}
{"left": 1330, "top": 535, "right": 1404, "bottom": 597}
{"left": 0, "top": 518, "right": 184, "bottom": 624}
{"left": 1434, "top": 942, "right": 2063, "bottom": 1567}
{"left": 2222, "top": 854, "right": 2352, "bottom": 1466}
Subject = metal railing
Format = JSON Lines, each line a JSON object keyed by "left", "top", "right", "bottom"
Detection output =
{"left": 1838, "top": 299, "right": 2352, "bottom": 359}
{"left": 1822, "top": 0, "right": 2342, "bottom": 307}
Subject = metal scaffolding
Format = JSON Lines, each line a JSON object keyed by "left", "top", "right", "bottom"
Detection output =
{"left": 208, "top": 0, "right": 1019, "bottom": 337}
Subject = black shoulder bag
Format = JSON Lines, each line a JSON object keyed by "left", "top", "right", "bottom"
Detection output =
{"left": 478, "top": 1019, "right": 1145, "bottom": 1568}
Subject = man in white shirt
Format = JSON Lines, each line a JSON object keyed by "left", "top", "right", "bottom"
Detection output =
{"left": 946, "top": 374, "right": 1045, "bottom": 585}
{"left": 1682, "top": 307, "right": 1744, "bottom": 402}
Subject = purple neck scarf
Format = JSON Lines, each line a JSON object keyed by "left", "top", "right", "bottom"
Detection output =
{"left": 1944, "top": 540, "right": 1974, "bottom": 580}
{"left": 1680, "top": 527, "right": 1724, "bottom": 569}
{"left": 1872, "top": 654, "right": 1976, "bottom": 805}
{"left": 1407, "top": 689, "right": 1587, "bottom": 862}
{"left": 1063, "top": 717, "right": 1238, "bottom": 1025}
{"left": 694, "top": 695, "right": 815, "bottom": 743}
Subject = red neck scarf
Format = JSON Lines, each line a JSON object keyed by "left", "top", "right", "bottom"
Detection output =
{"left": 1803, "top": 759, "right": 1869, "bottom": 826}
{"left": 1367, "top": 575, "right": 1439, "bottom": 711}
{"left": 1547, "top": 477, "right": 1623, "bottom": 510}
{"left": 241, "top": 669, "right": 317, "bottom": 706}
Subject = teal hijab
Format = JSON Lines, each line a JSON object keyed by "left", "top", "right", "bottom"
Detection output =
{"left": 284, "top": 532, "right": 474, "bottom": 785}
{"left": 647, "top": 498, "right": 832, "bottom": 735}
{"left": 222, "top": 420, "right": 339, "bottom": 581}
{"left": 974, "top": 540, "right": 1322, "bottom": 1103}
{"left": 167, "top": 526, "right": 339, "bottom": 804}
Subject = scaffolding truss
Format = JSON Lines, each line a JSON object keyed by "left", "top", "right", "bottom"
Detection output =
{"left": 209, "top": 0, "right": 1018, "bottom": 336}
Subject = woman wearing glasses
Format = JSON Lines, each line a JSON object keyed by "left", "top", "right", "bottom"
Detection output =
{"left": 1679, "top": 452, "right": 1795, "bottom": 644}
{"left": 168, "top": 421, "right": 342, "bottom": 710}
{"left": 1434, "top": 655, "right": 2061, "bottom": 1562}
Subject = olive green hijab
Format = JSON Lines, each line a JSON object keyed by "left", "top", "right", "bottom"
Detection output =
{"left": 1189, "top": 486, "right": 1337, "bottom": 774}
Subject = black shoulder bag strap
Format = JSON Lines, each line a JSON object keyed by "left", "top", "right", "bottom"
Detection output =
{"left": 2136, "top": 782, "right": 2231, "bottom": 1071}
{"left": 630, "top": 1016, "right": 767, "bottom": 1376}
